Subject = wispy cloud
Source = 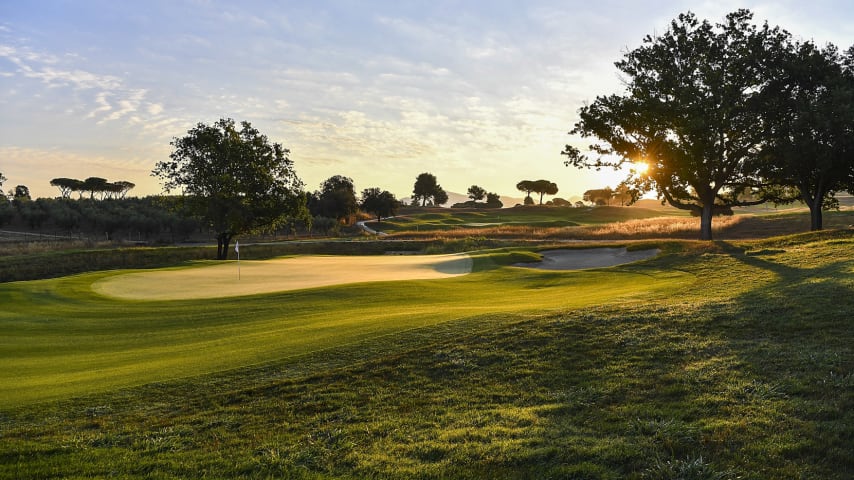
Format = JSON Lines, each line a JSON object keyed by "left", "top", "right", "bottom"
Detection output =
{"left": 1, "top": 44, "right": 122, "bottom": 90}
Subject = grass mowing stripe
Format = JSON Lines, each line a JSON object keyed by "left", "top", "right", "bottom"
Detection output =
{"left": 0, "top": 261, "right": 691, "bottom": 407}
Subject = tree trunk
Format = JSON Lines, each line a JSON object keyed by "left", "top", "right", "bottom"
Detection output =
{"left": 804, "top": 190, "right": 824, "bottom": 231}
{"left": 699, "top": 203, "right": 714, "bottom": 241}
{"left": 216, "top": 232, "right": 232, "bottom": 260}
{"left": 808, "top": 200, "right": 823, "bottom": 231}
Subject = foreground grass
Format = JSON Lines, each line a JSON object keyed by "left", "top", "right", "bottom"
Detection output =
{"left": 1, "top": 232, "right": 852, "bottom": 478}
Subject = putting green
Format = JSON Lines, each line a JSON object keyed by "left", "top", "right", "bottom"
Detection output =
{"left": 92, "top": 254, "right": 472, "bottom": 300}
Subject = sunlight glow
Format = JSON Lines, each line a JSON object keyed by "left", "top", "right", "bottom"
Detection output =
{"left": 632, "top": 162, "right": 649, "bottom": 175}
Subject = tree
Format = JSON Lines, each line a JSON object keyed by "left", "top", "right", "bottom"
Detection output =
{"left": 13, "top": 185, "right": 30, "bottom": 201}
{"left": 0, "top": 171, "right": 5, "bottom": 195}
{"left": 485, "top": 192, "right": 503, "bottom": 208}
{"left": 563, "top": 10, "right": 786, "bottom": 240}
{"left": 613, "top": 183, "right": 640, "bottom": 206}
{"left": 152, "top": 118, "right": 306, "bottom": 259}
{"left": 412, "top": 172, "right": 447, "bottom": 206}
{"left": 432, "top": 187, "right": 449, "bottom": 206}
{"left": 583, "top": 188, "right": 613, "bottom": 206}
{"left": 758, "top": 41, "right": 854, "bottom": 230}
{"left": 360, "top": 188, "right": 400, "bottom": 223}
{"left": 531, "top": 179, "right": 558, "bottom": 205}
{"left": 50, "top": 178, "right": 78, "bottom": 199}
{"left": 112, "top": 181, "right": 136, "bottom": 199}
{"left": 516, "top": 180, "right": 535, "bottom": 203}
{"left": 82, "top": 177, "right": 109, "bottom": 199}
{"left": 467, "top": 185, "right": 487, "bottom": 202}
{"left": 312, "top": 175, "right": 358, "bottom": 223}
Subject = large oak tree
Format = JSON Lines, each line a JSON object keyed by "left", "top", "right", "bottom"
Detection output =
{"left": 152, "top": 118, "right": 306, "bottom": 259}
{"left": 563, "top": 10, "right": 787, "bottom": 240}
{"left": 758, "top": 42, "right": 854, "bottom": 230}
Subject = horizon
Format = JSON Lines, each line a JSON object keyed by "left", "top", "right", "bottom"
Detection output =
{"left": 2, "top": 1, "right": 853, "bottom": 201}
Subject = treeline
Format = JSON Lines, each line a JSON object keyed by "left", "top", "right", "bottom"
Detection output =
{"left": 49, "top": 177, "right": 135, "bottom": 200}
{"left": 450, "top": 185, "right": 503, "bottom": 209}
{"left": 0, "top": 197, "right": 201, "bottom": 243}
{"left": 583, "top": 185, "right": 638, "bottom": 207}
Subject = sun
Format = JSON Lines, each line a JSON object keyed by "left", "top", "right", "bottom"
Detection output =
{"left": 632, "top": 162, "right": 649, "bottom": 174}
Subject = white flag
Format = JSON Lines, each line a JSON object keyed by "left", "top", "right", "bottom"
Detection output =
{"left": 234, "top": 240, "right": 239, "bottom": 253}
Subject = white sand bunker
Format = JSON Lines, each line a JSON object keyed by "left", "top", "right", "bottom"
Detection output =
{"left": 93, "top": 254, "right": 472, "bottom": 301}
{"left": 515, "top": 248, "right": 659, "bottom": 270}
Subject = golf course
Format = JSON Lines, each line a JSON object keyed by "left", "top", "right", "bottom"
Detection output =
{"left": 1, "top": 210, "right": 852, "bottom": 479}
{"left": 5, "top": 2, "right": 854, "bottom": 478}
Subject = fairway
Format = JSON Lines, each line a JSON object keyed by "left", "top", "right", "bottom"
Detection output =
{"left": 0, "top": 251, "right": 690, "bottom": 406}
{"left": 92, "top": 254, "right": 473, "bottom": 300}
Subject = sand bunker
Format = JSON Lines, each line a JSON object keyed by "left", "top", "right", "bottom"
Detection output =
{"left": 515, "top": 248, "right": 659, "bottom": 270}
{"left": 93, "top": 254, "right": 472, "bottom": 301}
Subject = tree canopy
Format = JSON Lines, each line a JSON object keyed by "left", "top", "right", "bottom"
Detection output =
{"left": 531, "top": 180, "right": 558, "bottom": 205}
{"left": 152, "top": 118, "right": 306, "bottom": 259}
{"left": 485, "top": 192, "right": 503, "bottom": 208}
{"left": 517, "top": 179, "right": 558, "bottom": 205}
{"left": 412, "top": 172, "right": 448, "bottom": 207}
{"left": 583, "top": 188, "right": 613, "bottom": 206}
{"left": 758, "top": 42, "right": 854, "bottom": 230}
{"left": 13, "top": 185, "right": 31, "bottom": 201}
{"left": 360, "top": 188, "right": 400, "bottom": 223}
{"left": 467, "top": 185, "right": 487, "bottom": 202}
{"left": 50, "top": 177, "right": 135, "bottom": 200}
{"left": 515, "top": 180, "right": 534, "bottom": 202}
{"left": 310, "top": 175, "right": 358, "bottom": 223}
{"left": 563, "top": 10, "right": 788, "bottom": 240}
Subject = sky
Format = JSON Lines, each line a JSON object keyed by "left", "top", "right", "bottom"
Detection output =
{"left": 2, "top": 1, "right": 853, "bottom": 202}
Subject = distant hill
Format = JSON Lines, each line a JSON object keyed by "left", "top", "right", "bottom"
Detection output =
{"left": 402, "top": 191, "right": 525, "bottom": 208}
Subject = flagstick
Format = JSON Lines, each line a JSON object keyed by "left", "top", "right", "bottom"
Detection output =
{"left": 235, "top": 240, "right": 240, "bottom": 280}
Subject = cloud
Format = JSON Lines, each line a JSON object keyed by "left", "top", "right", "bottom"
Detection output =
{"left": 86, "top": 92, "right": 112, "bottom": 118}
{"left": 1, "top": 44, "right": 123, "bottom": 90}
{"left": 147, "top": 103, "right": 164, "bottom": 115}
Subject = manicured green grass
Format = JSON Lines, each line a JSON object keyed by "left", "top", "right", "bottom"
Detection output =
{"left": 0, "top": 249, "right": 686, "bottom": 407}
{"left": 370, "top": 206, "right": 679, "bottom": 234}
{"left": 1, "top": 231, "right": 852, "bottom": 478}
